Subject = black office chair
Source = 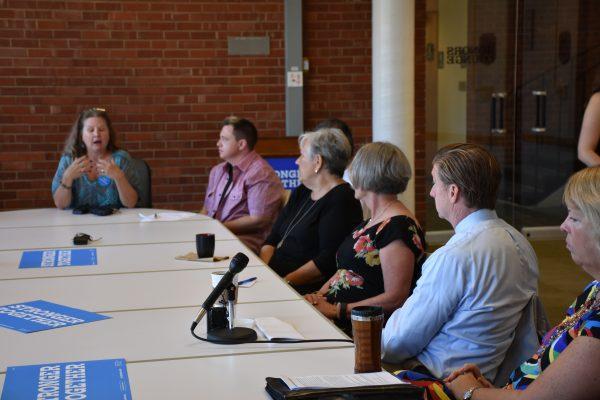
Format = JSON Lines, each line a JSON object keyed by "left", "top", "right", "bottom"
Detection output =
{"left": 131, "top": 157, "right": 153, "bottom": 208}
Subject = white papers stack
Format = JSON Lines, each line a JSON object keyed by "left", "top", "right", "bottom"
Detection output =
{"left": 138, "top": 212, "right": 198, "bottom": 222}
{"left": 281, "top": 371, "right": 406, "bottom": 390}
{"left": 254, "top": 317, "right": 304, "bottom": 340}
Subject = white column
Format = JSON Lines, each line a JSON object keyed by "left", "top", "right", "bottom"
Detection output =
{"left": 372, "top": 0, "right": 415, "bottom": 212}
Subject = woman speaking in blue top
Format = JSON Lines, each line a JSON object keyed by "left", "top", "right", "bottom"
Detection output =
{"left": 52, "top": 108, "right": 140, "bottom": 210}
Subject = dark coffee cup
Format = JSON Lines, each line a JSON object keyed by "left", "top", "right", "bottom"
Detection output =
{"left": 351, "top": 306, "right": 384, "bottom": 373}
{"left": 196, "top": 233, "right": 215, "bottom": 258}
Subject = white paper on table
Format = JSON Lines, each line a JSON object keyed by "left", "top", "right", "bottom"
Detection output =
{"left": 138, "top": 212, "right": 198, "bottom": 222}
{"left": 281, "top": 371, "right": 407, "bottom": 390}
{"left": 254, "top": 317, "right": 304, "bottom": 340}
{"left": 235, "top": 318, "right": 255, "bottom": 329}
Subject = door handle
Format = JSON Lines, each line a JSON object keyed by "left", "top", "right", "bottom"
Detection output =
{"left": 491, "top": 93, "right": 497, "bottom": 133}
{"left": 491, "top": 92, "right": 506, "bottom": 134}
{"left": 532, "top": 90, "right": 546, "bottom": 133}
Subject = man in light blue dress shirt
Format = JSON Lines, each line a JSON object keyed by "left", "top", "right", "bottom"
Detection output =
{"left": 382, "top": 143, "right": 539, "bottom": 382}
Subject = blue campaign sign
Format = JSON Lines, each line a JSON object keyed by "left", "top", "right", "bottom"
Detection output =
{"left": 0, "top": 300, "right": 109, "bottom": 333}
{"left": 1, "top": 358, "right": 132, "bottom": 400}
{"left": 19, "top": 249, "right": 97, "bottom": 269}
{"left": 266, "top": 157, "right": 300, "bottom": 190}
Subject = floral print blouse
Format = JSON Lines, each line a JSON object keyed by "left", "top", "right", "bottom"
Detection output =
{"left": 326, "top": 215, "right": 426, "bottom": 313}
{"left": 508, "top": 280, "right": 600, "bottom": 390}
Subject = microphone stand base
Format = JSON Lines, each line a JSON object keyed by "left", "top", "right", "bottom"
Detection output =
{"left": 207, "top": 327, "right": 257, "bottom": 344}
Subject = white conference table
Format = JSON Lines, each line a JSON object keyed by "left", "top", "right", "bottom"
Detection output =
{"left": 2, "top": 348, "right": 358, "bottom": 399}
{"left": 0, "top": 208, "right": 209, "bottom": 229}
{"left": 0, "top": 208, "right": 354, "bottom": 399}
{"left": 0, "top": 267, "right": 298, "bottom": 312}
{"left": 129, "top": 348, "right": 357, "bottom": 399}
{"left": 0, "top": 301, "right": 350, "bottom": 373}
{"left": 0, "top": 240, "right": 264, "bottom": 280}
{"left": 0, "top": 218, "right": 236, "bottom": 251}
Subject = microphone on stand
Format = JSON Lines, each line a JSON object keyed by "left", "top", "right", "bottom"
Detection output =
{"left": 191, "top": 252, "right": 249, "bottom": 332}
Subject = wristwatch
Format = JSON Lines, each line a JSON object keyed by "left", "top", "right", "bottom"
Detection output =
{"left": 463, "top": 386, "right": 480, "bottom": 400}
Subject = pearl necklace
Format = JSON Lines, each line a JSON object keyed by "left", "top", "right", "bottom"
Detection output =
{"left": 536, "top": 287, "right": 600, "bottom": 357}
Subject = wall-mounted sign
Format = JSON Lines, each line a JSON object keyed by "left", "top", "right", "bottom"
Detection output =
{"left": 446, "top": 46, "right": 480, "bottom": 64}
{"left": 266, "top": 157, "right": 300, "bottom": 190}
{"left": 443, "top": 34, "right": 497, "bottom": 66}
{"left": 287, "top": 69, "right": 303, "bottom": 88}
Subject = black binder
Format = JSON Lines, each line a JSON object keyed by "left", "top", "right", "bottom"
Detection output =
{"left": 265, "top": 377, "right": 424, "bottom": 400}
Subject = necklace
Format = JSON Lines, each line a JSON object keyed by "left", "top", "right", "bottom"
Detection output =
{"left": 276, "top": 197, "right": 319, "bottom": 249}
{"left": 536, "top": 287, "right": 600, "bottom": 356}
{"left": 367, "top": 200, "right": 395, "bottom": 228}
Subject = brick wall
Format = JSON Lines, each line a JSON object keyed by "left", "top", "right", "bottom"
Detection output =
{"left": 0, "top": 0, "right": 372, "bottom": 211}
{"left": 304, "top": 0, "right": 371, "bottom": 145}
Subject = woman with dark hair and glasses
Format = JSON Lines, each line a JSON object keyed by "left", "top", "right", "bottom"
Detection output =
{"left": 52, "top": 108, "right": 140, "bottom": 210}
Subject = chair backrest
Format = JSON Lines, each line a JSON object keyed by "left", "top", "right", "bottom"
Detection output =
{"left": 492, "top": 294, "right": 551, "bottom": 386}
{"left": 131, "top": 158, "right": 152, "bottom": 208}
{"left": 532, "top": 295, "right": 551, "bottom": 341}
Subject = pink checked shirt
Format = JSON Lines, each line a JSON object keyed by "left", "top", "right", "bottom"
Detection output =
{"left": 204, "top": 151, "right": 283, "bottom": 253}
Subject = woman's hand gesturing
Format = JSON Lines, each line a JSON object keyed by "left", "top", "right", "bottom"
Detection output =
{"left": 63, "top": 155, "right": 90, "bottom": 183}
{"left": 96, "top": 157, "right": 123, "bottom": 180}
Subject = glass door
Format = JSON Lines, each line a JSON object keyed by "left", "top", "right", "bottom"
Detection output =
{"left": 464, "top": 0, "right": 517, "bottom": 226}
{"left": 513, "top": 0, "right": 600, "bottom": 230}
{"left": 424, "top": 0, "right": 600, "bottom": 235}
{"left": 424, "top": 0, "right": 517, "bottom": 231}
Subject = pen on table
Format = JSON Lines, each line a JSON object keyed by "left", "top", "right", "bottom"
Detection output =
{"left": 238, "top": 277, "right": 257, "bottom": 286}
